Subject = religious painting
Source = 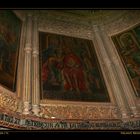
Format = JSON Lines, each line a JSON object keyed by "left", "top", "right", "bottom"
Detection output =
{"left": 39, "top": 32, "right": 110, "bottom": 102}
{"left": 112, "top": 24, "right": 140, "bottom": 97}
{"left": 0, "top": 10, "right": 21, "bottom": 91}
{"left": 133, "top": 25, "right": 140, "bottom": 45}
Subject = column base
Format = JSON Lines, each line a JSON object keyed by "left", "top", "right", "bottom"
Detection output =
{"left": 32, "top": 104, "right": 40, "bottom": 116}
{"left": 120, "top": 108, "right": 131, "bottom": 119}
{"left": 23, "top": 101, "right": 31, "bottom": 115}
{"left": 121, "top": 113, "right": 130, "bottom": 119}
{"left": 130, "top": 107, "right": 140, "bottom": 118}
{"left": 16, "top": 101, "right": 23, "bottom": 113}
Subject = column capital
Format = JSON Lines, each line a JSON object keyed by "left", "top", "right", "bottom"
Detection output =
{"left": 91, "top": 24, "right": 99, "bottom": 31}
{"left": 22, "top": 16, "right": 26, "bottom": 22}
{"left": 99, "top": 22, "right": 106, "bottom": 29}
{"left": 26, "top": 13, "right": 33, "bottom": 18}
{"left": 91, "top": 24, "right": 104, "bottom": 34}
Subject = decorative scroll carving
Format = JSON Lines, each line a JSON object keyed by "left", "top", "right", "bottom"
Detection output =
{"left": 39, "top": 104, "right": 119, "bottom": 120}
{"left": 0, "top": 89, "right": 20, "bottom": 112}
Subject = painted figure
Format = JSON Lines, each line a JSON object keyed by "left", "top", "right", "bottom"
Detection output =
{"left": 81, "top": 51, "right": 101, "bottom": 90}
{"left": 42, "top": 47, "right": 64, "bottom": 86}
{"left": 40, "top": 32, "right": 110, "bottom": 102}
{"left": 62, "top": 47, "right": 87, "bottom": 92}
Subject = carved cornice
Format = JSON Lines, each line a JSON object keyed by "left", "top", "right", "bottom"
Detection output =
{"left": 38, "top": 18, "right": 93, "bottom": 39}
{"left": 105, "top": 10, "right": 140, "bottom": 35}
{"left": 13, "top": 10, "right": 140, "bottom": 41}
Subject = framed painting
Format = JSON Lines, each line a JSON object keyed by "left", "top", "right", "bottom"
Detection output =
{"left": 39, "top": 32, "right": 110, "bottom": 102}
{"left": 112, "top": 24, "right": 140, "bottom": 97}
{"left": 0, "top": 10, "right": 22, "bottom": 91}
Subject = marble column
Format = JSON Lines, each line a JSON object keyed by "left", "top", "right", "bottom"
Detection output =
{"left": 91, "top": 24, "right": 130, "bottom": 118}
{"left": 22, "top": 14, "right": 33, "bottom": 115}
{"left": 99, "top": 25, "right": 140, "bottom": 117}
{"left": 16, "top": 17, "right": 26, "bottom": 113}
{"left": 32, "top": 16, "right": 40, "bottom": 116}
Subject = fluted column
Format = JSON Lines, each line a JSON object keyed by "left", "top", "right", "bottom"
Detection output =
{"left": 99, "top": 25, "right": 140, "bottom": 117}
{"left": 32, "top": 16, "right": 40, "bottom": 116}
{"left": 16, "top": 17, "right": 26, "bottom": 113}
{"left": 22, "top": 14, "right": 33, "bottom": 115}
{"left": 92, "top": 24, "right": 130, "bottom": 118}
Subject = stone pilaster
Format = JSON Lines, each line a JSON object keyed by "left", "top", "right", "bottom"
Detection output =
{"left": 22, "top": 14, "right": 33, "bottom": 115}
{"left": 16, "top": 18, "right": 26, "bottom": 113}
{"left": 32, "top": 16, "right": 40, "bottom": 116}
{"left": 91, "top": 24, "right": 130, "bottom": 118}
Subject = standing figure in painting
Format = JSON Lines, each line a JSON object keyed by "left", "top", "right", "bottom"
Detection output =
{"left": 42, "top": 47, "right": 64, "bottom": 89}
{"left": 42, "top": 36, "right": 64, "bottom": 90}
{"left": 80, "top": 51, "right": 101, "bottom": 90}
{"left": 62, "top": 46, "right": 87, "bottom": 92}
{"left": 50, "top": 47, "right": 64, "bottom": 85}
{"left": 120, "top": 35, "right": 140, "bottom": 96}
{"left": 127, "top": 63, "right": 140, "bottom": 95}
{"left": 0, "top": 23, "right": 16, "bottom": 74}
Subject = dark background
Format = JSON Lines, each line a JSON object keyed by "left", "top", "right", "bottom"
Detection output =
{"left": 0, "top": 0, "right": 140, "bottom": 8}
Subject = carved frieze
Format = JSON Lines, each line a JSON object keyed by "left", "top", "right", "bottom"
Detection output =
{"left": 0, "top": 88, "right": 20, "bottom": 112}
{"left": 39, "top": 103, "right": 119, "bottom": 120}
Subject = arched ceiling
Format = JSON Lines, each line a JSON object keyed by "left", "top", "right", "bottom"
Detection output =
{"left": 14, "top": 10, "right": 127, "bottom": 25}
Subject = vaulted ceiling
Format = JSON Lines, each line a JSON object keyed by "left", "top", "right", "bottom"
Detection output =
{"left": 14, "top": 10, "right": 128, "bottom": 26}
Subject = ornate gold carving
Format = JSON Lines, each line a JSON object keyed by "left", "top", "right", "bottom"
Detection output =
{"left": 40, "top": 104, "right": 119, "bottom": 120}
{"left": 0, "top": 89, "right": 20, "bottom": 112}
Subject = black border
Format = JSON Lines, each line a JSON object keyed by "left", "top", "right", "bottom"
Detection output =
{"left": 0, "top": 0, "right": 140, "bottom": 8}
{"left": 0, "top": 130, "right": 138, "bottom": 139}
